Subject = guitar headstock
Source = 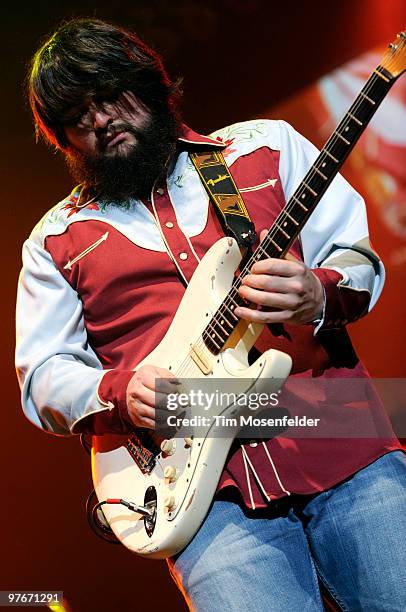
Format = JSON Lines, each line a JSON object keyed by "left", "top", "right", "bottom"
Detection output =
{"left": 380, "top": 30, "right": 406, "bottom": 78}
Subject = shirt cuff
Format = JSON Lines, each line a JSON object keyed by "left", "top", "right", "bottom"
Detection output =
{"left": 73, "top": 369, "right": 135, "bottom": 435}
{"left": 311, "top": 267, "right": 370, "bottom": 334}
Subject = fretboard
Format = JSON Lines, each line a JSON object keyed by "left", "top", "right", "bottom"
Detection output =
{"left": 202, "top": 64, "right": 395, "bottom": 354}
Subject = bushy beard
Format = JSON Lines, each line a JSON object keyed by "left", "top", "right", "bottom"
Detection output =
{"left": 65, "top": 109, "right": 179, "bottom": 205}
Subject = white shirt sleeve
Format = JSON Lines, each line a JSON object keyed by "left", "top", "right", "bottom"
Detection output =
{"left": 15, "top": 238, "right": 113, "bottom": 436}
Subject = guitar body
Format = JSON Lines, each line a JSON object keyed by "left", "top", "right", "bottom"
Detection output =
{"left": 91, "top": 237, "right": 292, "bottom": 558}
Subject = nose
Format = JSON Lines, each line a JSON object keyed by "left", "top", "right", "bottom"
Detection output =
{"left": 91, "top": 105, "right": 113, "bottom": 131}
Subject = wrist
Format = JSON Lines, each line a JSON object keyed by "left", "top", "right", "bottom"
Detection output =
{"left": 312, "top": 273, "right": 325, "bottom": 321}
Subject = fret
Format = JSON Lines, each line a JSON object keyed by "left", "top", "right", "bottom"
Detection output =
{"left": 302, "top": 182, "right": 318, "bottom": 196}
{"left": 217, "top": 315, "right": 234, "bottom": 330}
{"left": 221, "top": 299, "right": 239, "bottom": 321}
{"left": 207, "top": 324, "right": 227, "bottom": 343}
{"left": 347, "top": 111, "right": 363, "bottom": 126}
{"left": 324, "top": 149, "right": 339, "bottom": 163}
{"left": 334, "top": 130, "right": 351, "bottom": 145}
{"left": 360, "top": 91, "right": 376, "bottom": 105}
{"left": 292, "top": 196, "right": 309, "bottom": 211}
{"left": 374, "top": 68, "right": 390, "bottom": 83}
{"left": 273, "top": 222, "right": 290, "bottom": 239}
{"left": 213, "top": 309, "right": 235, "bottom": 330}
{"left": 269, "top": 237, "right": 283, "bottom": 252}
{"left": 252, "top": 249, "right": 269, "bottom": 263}
{"left": 313, "top": 166, "right": 328, "bottom": 180}
{"left": 207, "top": 333, "right": 221, "bottom": 351}
{"left": 283, "top": 210, "right": 299, "bottom": 226}
{"left": 256, "top": 244, "right": 269, "bottom": 258}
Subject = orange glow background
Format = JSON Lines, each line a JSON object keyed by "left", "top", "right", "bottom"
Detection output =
{"left": 2, "top": 1, "right": 405, "bottom": 610}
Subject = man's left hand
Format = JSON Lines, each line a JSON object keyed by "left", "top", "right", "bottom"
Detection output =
{"left": 235, "top": 232, "right": 324, "bottom": 325}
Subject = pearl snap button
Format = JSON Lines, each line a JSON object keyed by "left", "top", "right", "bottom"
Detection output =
{"left": 156, "top": 188, "right": 165, "bottom": 195}
{"left": 179, "top": 252, "right": 188, "bottom": 260}
{"left": 165, "top": 221, "right": 174, "bottom": 228}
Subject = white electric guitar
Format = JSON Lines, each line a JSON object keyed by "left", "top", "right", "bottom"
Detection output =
{"left": 91, "top": 33, "right": 406, "bottom": 558}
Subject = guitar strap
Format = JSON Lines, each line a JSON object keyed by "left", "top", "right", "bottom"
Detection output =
{"left": 190, "top": 150, "right": 256, "bottom": 253}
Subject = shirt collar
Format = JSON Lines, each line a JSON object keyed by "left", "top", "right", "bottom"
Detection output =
{"left": 177, "top": 124, "right": 227, "bottom": 148}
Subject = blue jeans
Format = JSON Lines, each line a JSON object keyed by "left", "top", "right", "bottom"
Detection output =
{"left": 168, "top": 450, "right": 406, "bottom": 611}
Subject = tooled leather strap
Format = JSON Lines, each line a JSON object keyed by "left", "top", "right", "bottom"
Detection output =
{"left": 190, "top": 149, "right": 256, "bottom": 251}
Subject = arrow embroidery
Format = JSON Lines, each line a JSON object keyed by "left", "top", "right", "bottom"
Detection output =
{"left": 64, "top": 231, "right": 109, "bottom": 270}
{"left": 239, "top": 178, "right": 278, "bottom": 192}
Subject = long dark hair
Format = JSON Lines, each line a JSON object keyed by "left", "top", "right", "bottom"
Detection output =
{"left": 28, "top": 18, "right": 181, "bottom": 148}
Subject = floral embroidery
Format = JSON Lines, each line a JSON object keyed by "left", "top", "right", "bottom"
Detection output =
{"left": 216, "top": 136, "right": 237, "bottom": 159}
{"left": 62, "top": 194, "right": 100, "bottom": 217}
{"left": 216, "top": 135, "right": 234, "bottom": 147}
{"left": 211, "top": 121, "right": 270, "bottom": 145}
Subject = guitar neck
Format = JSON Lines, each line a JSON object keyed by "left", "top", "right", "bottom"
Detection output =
{"left": 202, "top": 28, "right": 406, "bottom": 356}
{"left": 245, "top": 65, "right": 395, "bottom": 265}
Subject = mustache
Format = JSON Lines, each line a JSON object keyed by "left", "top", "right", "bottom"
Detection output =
{"left": 96, "top": 122, "right": 142, "bottom": 152}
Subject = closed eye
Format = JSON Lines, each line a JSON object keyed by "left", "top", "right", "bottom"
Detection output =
{"left": 62, "top": 108, "right": 88, "bottom": 127}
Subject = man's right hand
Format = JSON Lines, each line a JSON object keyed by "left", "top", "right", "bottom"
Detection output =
{"left": 125, "top": 365, "right": 179, "bottom": 429}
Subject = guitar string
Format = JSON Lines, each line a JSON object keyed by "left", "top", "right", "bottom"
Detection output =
{"left": 195, "top": 70, "right": 387, "bottom": 347}
{"left": 221, "top": 71, "right": 388, "bottom": 301}
{"left": 172, "top": 55, "right": 404, "bottom": 388}
{"left": 174, "top": 45, "right": 401, "bottom": 376}
{"left": 173, "top": 68, "right": 387, "bottom": 379}
{"left": 157, "top": 50, "right": 401, "bottom": 462}
{"left": 155, "top": 55, "right": 402, "bottom": 501}
{"left": 172, "top": 68, "right": 391, "bottom": 380}
{"left": 179, "top": 72, "right": 383, "bottom": 365}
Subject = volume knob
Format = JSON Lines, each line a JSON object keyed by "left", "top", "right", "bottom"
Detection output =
{"left": 163, "top": 495, "right": 176, "bottom": 511}
{"left": 164, "top": 465, "right": 178, "bottom": 482}
{"left": 160, "top": 439, "right": 176, "bottom": 456}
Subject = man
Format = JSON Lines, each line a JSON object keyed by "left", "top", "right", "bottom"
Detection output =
{"left": 16, "top": 18, "right": 406, "bottom": 611}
